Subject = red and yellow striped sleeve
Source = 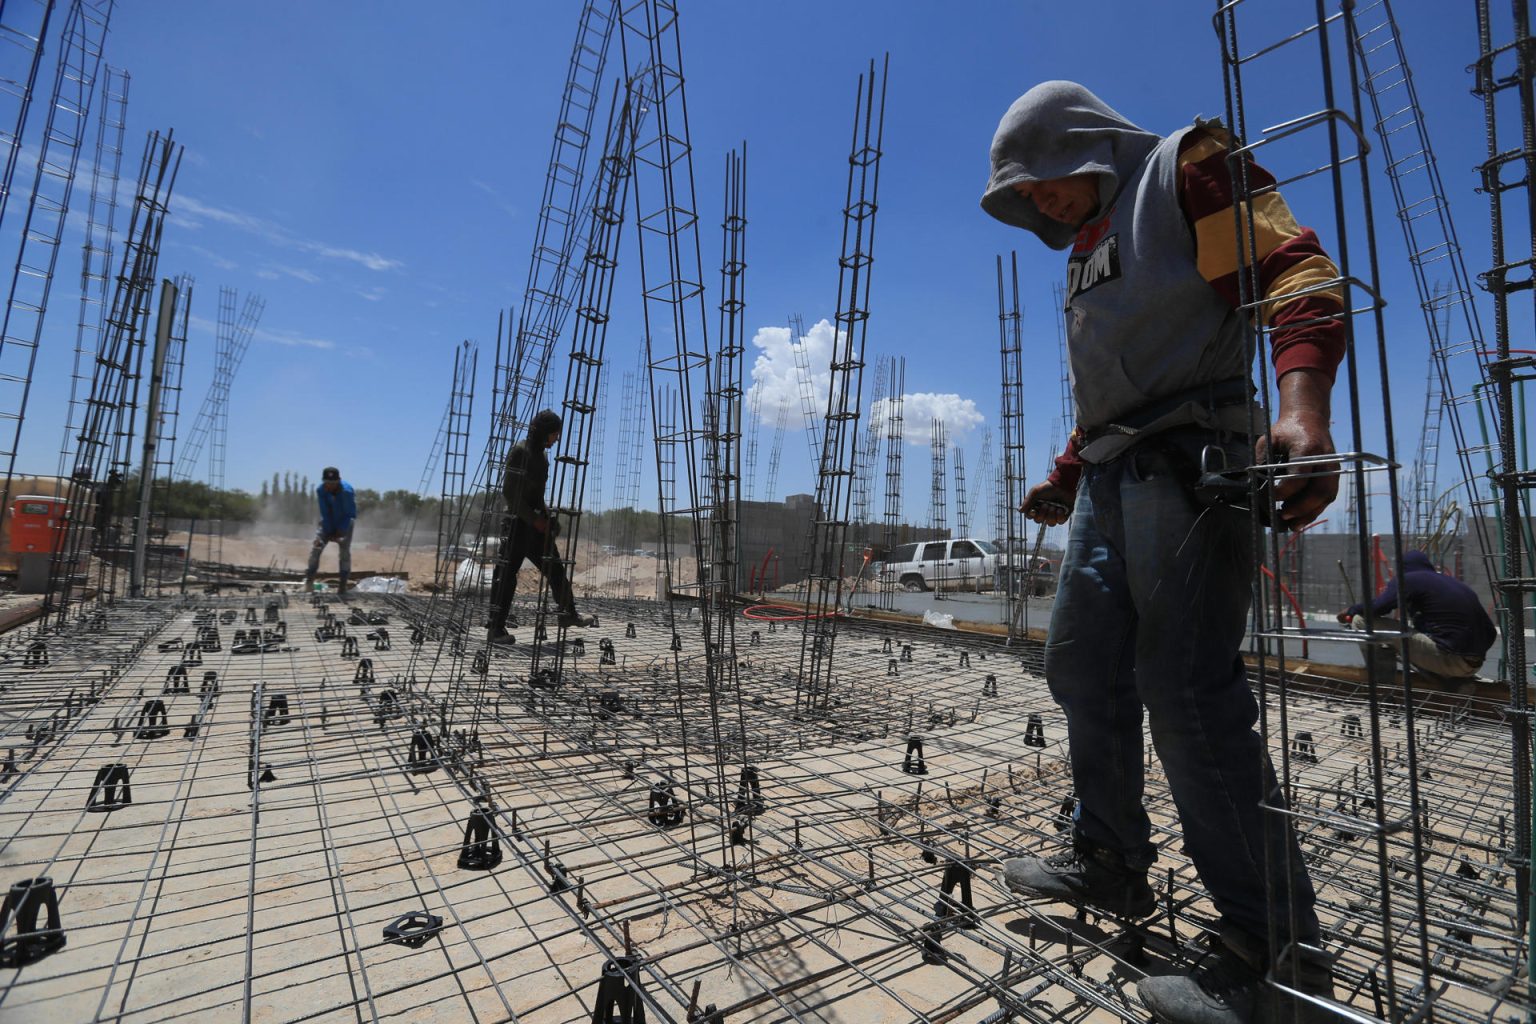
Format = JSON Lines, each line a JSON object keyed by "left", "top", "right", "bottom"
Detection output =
{"left": 1178, "top": 126, "right": 1346, "bottom": 383}
{"left": 1045, "top": 427, "right": 1085, "bottom": 493}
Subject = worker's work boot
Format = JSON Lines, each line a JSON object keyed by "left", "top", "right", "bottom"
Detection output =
{"left": 486, "top": 627, "right": 516, "bottom": 647}
{"left": 999, "top": 836, "right": 1155, "bottom": 918}
{"left": 1138, "top": 927, "right": 1336, "bottom": 1024}
{"left": 557, "top": 609, "right": 597, "bottom": 629}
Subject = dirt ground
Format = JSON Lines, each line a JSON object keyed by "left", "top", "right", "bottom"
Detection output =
{"left": 165, "top": 526, "right": 692, "bottom": 599}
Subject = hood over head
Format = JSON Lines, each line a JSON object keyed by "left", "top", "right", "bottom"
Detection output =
{"left": 1401, "top": 550, "right": 1436, "bottom": 574}
{"left": 981, "top": 81, "right": 1162, "bottom": 250}
{"left": 528, "top": 409, "right": 563, "bottom": 444}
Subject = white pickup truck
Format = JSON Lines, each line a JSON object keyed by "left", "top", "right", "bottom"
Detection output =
{"left": 878, "top": 538, "right": 1055, "bottom": 595}
{"left": 879, "top": 538, "right": 1000, "bottom": 592}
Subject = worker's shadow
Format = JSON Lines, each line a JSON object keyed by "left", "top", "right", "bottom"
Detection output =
{"left": 1003, "top": 911, "right": 1182, "bottom": 982}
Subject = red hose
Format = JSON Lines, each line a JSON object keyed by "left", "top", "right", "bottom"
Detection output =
{"left": 741, "top": 603, "right": 842, "bottom": 621}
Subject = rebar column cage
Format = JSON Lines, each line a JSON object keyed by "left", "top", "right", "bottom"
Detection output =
{"left": 0, "top": 0, "right": 112, "bottom": 519}
{"left": 145, "top": 273, "right": 192, "bottom": 595}
{"left": 742, "top": 351, "right": 763, "bottom": 505}
{"left": 709, "top": 143, "right": 746, "bottom": 610}
{"left": 1216, "top": 2, "right": 1527, "bottom": 1021}
{"left": 434, "top": 341, "right": 477, "bottom": 591}
{"left": 613, "top": 348, "right": 648, "bottom": 597}
{"left": 1351, "top": 0, "right": 1507, "bottom": 587}
{"left": 1472, "top": 0, "right": 1536, "bottom": 957}
{"left": 586, "top": 370, "right": 609, "bottom": 523}
{"left": 1051, "top": 280, "right": 1073, "bottom": 458}
{"left": 795, "top": 55, "right": 889, "bottom": 716}
{"left": 495, "top": 0, "right": 615, "bottom": 465}
{"left": 47, "top": 129, "right": 180, "bottom": 624}
{"left": 387, "top": 400, "right": 450, "bottom": 578}
{"left": 762, "top": 399, "right": 786, "bottom": 509}
{"left": 171, "top": 285, "right": 263, "bottom": 578}
{"left": 997, "top": 253, "right": 1027, "bottom": 641}
{"left": 704, "top": 143, "right": 750, "bottom": 859}
{"left": 851, "top": 354, "right": 888, "bottom": 550}
{"left": 171, "top": 289, "right": 262, "bottom": 488}
{"left": 205, "top": 288, "right": 263, "bottom": 569}
{"left": 953, "top": 438, "right": 969, "bottom": 541}
{"left": 0, "top": 0, "right": 56, "bottom": 237}
{"left": 790, "top": 312, "right": 822, "bottom": 475}
{"left": 464, "top": 0, "right": 617, "bottom": 605}
{"left": 616, "top": 0, "right": 730, "bottom": 910}
{"left": 880, "top": 356, "right": 905, "bottom": 612}
{"left": 929, "top": 417, "right": 948, "bottom": 601}
{"left": 525, "top": 76, "right": 637, "bottom": 678}
{"left": 971, "top": 426, "right": 992, "bottom": 546}
{"left": 57, "top": 64, "right": 127, "bottom": 484}
{"left": 611, "top": 362, "right": 638, "bottom": 541}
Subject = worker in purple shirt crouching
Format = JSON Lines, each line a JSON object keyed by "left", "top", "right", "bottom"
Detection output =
{"left": 1337, "top": 549, "right": 1497, "bottom": 682}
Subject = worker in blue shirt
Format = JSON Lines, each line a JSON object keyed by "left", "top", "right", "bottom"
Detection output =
{"left": 304, "top": 466, "right": 356, "bottom": 593}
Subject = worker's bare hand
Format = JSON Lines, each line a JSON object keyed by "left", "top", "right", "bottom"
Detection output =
{"left": 1020, "top": 481, "right": 1074, "bottom": 526}
{"left": 1255, "top": 410, "right": 1338, "bottom": 531}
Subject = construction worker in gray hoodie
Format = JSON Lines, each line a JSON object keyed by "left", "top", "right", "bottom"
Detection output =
{"left": 981, "top": 82, "right": 1344, "bottom": 1023}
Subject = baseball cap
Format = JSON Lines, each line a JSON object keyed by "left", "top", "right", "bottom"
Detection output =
{"left": 321, "top": 467, "right": 341, "bottom": 481}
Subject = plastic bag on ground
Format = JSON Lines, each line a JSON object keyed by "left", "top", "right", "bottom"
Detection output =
{"left": 922, "top": 610, "right": 955, "bottom": 630}
{"left": 453, "top": 558, "right": 483, "bottom": 590}
{"left": 354, "top": 576, "right": 407, "bottom": 594}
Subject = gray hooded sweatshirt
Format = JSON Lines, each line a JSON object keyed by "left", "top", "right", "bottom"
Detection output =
{"left": 982, "top": 81, "right": 1253, "bottom": 460}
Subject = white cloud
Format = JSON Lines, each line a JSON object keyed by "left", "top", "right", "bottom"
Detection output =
{"left": 744, "top": 319, "right": 984, "bottom": 446}
{"left": 254, "top": 264, "right": 320, "bottom": 284}
{"left": 255, "top": 325, "right": 335, "bottom": 350}
{"left": 171, "top": 242, "right": 238, "bottom": 271}
{"left": 177, "top": 194, "right": 273, "bottom": 235}
{"left": 189, "top": 313, "right": 336, "bottom": 351}
{"left": 297, "top": 240, "right": 401, "bottom": 272}
{"left": 870, "top": 392, "right": 985, "bottom": 447}
{"left": 470, "top": 178, "right": 519, "bottom": 219}
{"left": 174, "top": 194, "right": 403, "bottom": 273}
{"left": 745, "top": 318, "right": 835, "bottom": 430}
{"left": 267, "top": 264, "right": 321, "bottom": 284}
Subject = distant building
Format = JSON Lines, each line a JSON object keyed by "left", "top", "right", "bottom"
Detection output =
{"left": 1261, "top": 521, "right": 1530, "bottom": 617}
{"left": 735, "top": 494, "right": 944, "bottom": 591}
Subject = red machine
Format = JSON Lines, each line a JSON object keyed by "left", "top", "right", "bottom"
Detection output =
{"left": 10, "top": 496, "right": 67, "bottom": 554}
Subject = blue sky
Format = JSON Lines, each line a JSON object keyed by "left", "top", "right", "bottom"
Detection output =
{"left": 8, "top": 1, "right": 1517, "bottom": 536}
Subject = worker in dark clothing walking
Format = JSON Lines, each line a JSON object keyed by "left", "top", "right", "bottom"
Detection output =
{"left": 486, "top": 409, "right": 596, "bottom": 644}
{"left": 1337, "top": 550, "right": 1497, "bottom": 681}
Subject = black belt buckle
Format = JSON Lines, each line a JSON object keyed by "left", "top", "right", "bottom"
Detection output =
{"left": 1193, "top": 445, "right": 1274, "bottom": 527}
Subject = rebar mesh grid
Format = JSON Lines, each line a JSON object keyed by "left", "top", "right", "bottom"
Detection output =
{"left": 0, "top": 591, "right": 1524, "bottom": 1023}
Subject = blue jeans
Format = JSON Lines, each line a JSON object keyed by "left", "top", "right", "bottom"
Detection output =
{"left": 1044, "top": 430, "right": 1319, "bottom": 945}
